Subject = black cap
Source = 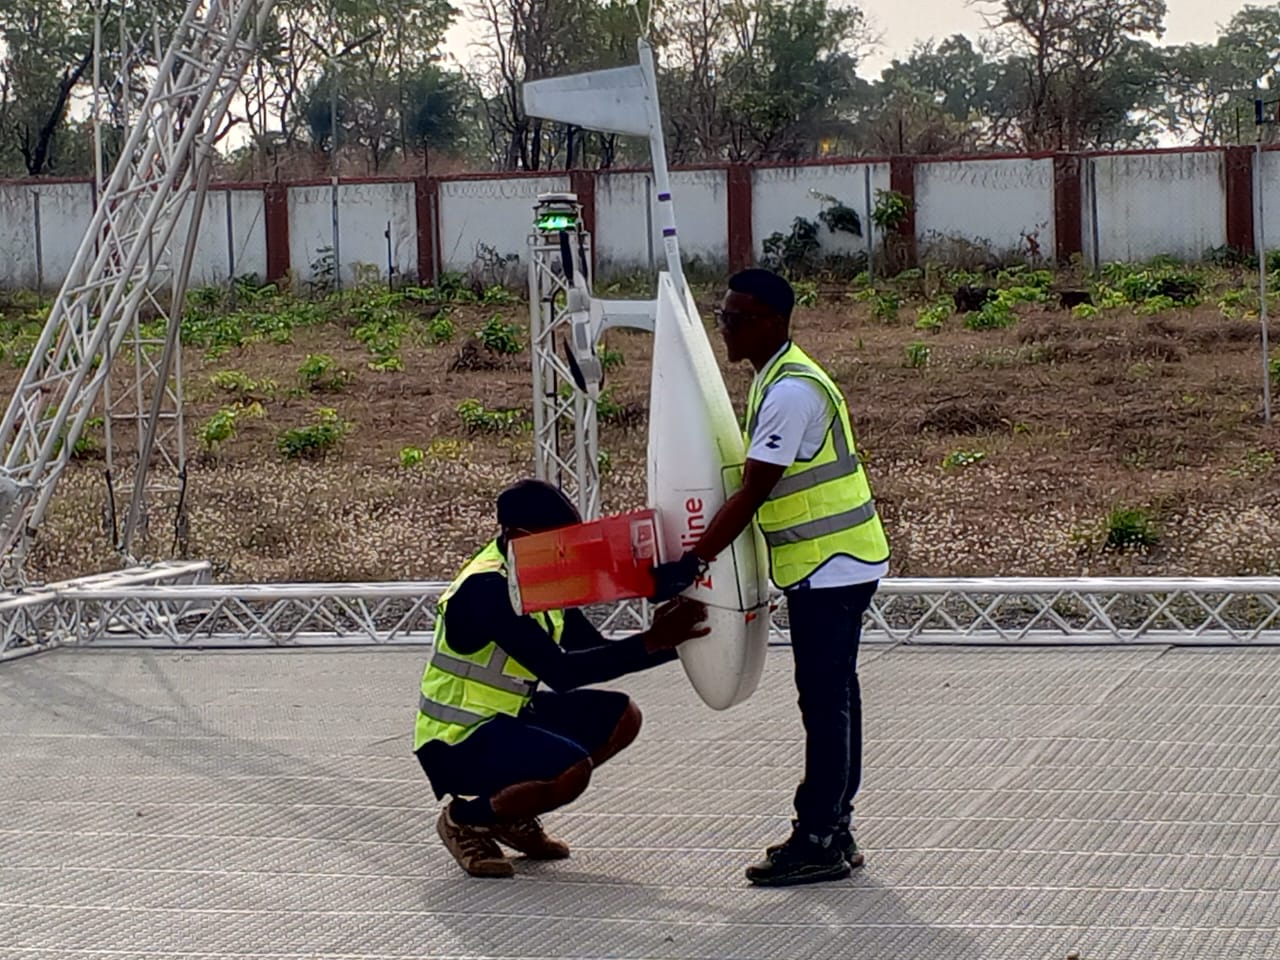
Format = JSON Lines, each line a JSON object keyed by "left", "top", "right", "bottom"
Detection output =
{"left": 727, "top": 268, "right": 794, "bottom": 320}
{"left": 496, "top": 478, "right": 581, "bottom": 533}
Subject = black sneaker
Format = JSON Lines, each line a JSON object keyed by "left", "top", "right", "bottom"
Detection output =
{"left": 766, "top": 823, "right": 865, "bottom": 868}
{"left": 746, "top": 832, "right": 852, "bottom": 887}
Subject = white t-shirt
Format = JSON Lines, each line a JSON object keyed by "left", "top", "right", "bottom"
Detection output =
{"left": 747, "top": 352, "right": 888, "bottom": 590}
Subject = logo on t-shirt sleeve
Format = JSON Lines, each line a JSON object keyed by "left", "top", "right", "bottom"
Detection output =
{"left": 766, "top": 434, "right": 782, "bottom": 449}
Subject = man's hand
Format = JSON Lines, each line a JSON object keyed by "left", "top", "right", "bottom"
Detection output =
{"left": 650, "top": 550, "right": 708, "bottom": 602}
{"left": 644, "top": 596, "right": 712, "bottom": 652}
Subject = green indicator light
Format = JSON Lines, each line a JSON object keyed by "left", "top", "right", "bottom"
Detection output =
{"left": 536, "top": 213, "right": 578, "bottom": 231}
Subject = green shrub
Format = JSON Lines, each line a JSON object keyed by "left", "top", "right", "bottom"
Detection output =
{"left": 905, "top": 341, "right": 930, "bottom": 368}
{"left": 199, "top": 402, "right": 265, "bottom": 452}
{"left": 426, "top": 313, "right": 455, "bottom": 344}
{"left": 915, "top": 299, "right": 952, "bottom": 331}
{"left": 298, "top": 354, "right": 351, "bottom": 392}
{"left": 793, "top": 280, "right": 819, "bottom": 307}
{"left": 965, "top": 297, "right": 1016, "bottom": 330}
{"left": 476, "top": 314, "right": 523, "bottom": 355}
{"left": 457, "top": 398, "right": 527, "bottom": 433}
{"left": 942, "top": 450, "right": 986, "bottom": 469}
{"left": 1104, "top": 506, "right": 1159, "bottom": 551}
{"left": 276, "top": 407, "right": 351, "bottom": 460}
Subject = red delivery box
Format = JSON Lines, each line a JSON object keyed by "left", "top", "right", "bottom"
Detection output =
{"left": 506, "top": 508, "right": 662, "bottom": 614}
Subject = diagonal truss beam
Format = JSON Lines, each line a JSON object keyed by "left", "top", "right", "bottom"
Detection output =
{"left": 0, "top": 0, "right": 275, "bottom": 587}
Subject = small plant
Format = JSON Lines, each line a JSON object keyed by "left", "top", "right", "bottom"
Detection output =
{"left": 793, "top": 280, "right": 819, "bottom": 307}
{"left": 1228, "top": 449, "right": 1276, "bottom": 477}
{"left": 481, "top": 285, "right": 518, "bottom": 305}
{"left": 70, "top": 414, "right": 104, "bottom": 460}
{"left": 854, "top": 287, "right": 901, "bottom": 322}
{"left": 276, "top": 407, "right": 351, "bottom": 460}
{"left": 426, "top": 313, "right": 455, "bottom": 344}
{"left": 1072, "top": 303, "right": 1099, "bottom": 319}
{"left": 915, "top": 299, "right": 952, "bottom": 331}
{"left": 399, "top": 445, "right": 426, "bottom": 468}
{"left": 200, "top": 407, "right": 239, "bottom": 451}
{"left": 476, "top": 314, "right": 523, "bottom": 355}
{"left": 1135, "top": 294, "right": 1177, "bottom": 315}
{"left": 1101, "top": 262, "right": 1201, "bottom": 306}
{"left": 457, "top": 398, "right": 526, "bottom": 433}
{"left": 209, "top": 369, "right": 276, "bottom": 402}
{"left": 1104, "top": 506, "right": 1159, "bottom": 551}
{"left": 871, "top": 189, "right": 912, "bottom": 232}
{"left": 199, "top": 401, "right": 265, "bottom": 452}
{"left": 598, "top": 342, "right": 624, "bottom": 372}
{"left": 597, "top": 449, "right": 613, "bottom": 474}
{"left": 905, "top": 341, "right": 930, "bottom": 368}
{"left": 427, "top": 437, "right": 467, "bottom": 460}
{"left": 298, "top": 354, "right": 350, "bottom": 392}
{"left": 1093, "top": 285, "right": 1128, "bottom": 310}
{"left": 942, "top": 450, "right": 986, "bottom": 469}
{"left": 965, "top": 296, "right": 1016, "bottom": 330}
{"left": 810, "top": 193, "right": 863, "bottom": 238}
{"left": 761, "top": 217, "right": 821, "bottom": 275}
{"left": 1001, "top": 285, "right": 1048, "bottom": 305}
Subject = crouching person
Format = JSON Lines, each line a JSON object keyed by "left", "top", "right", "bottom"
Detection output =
{"left": 414, "top": 478, "right": 709, "bottom": 878}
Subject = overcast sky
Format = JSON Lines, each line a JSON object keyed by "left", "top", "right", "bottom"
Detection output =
{"left": 440, "top": 0, "right": 1259, "bottom": 77}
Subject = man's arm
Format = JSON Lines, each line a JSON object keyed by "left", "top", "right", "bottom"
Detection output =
{"left": 690, "top": 458, "right": 786, "bottom": 562}
{"left": 650, "top": 380, "right": 812, "bottom": 600}
{"left": 445, "top": 574, "right": 703, "bottom": 693}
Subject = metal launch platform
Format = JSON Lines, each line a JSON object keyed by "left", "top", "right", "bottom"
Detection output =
{"left": 3, "top": 640, "right": 1278, "bottom": 960}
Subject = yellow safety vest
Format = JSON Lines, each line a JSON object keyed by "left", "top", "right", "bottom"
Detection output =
{"left": 743, "top": 341, "right": 889, "bottom": 589}
{"left": 414, "top": 540, "right": 565, "bottom": 749}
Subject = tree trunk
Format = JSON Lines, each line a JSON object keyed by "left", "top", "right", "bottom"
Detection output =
{"left": 24, "top": 49, "right": 93, "bottom": 175}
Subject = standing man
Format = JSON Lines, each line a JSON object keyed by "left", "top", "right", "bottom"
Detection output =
{"left": 416, "top": 478, "right": 709, "bottom": 879}
{"left": 651, "top": 268, "right": 890, "bottom": 887}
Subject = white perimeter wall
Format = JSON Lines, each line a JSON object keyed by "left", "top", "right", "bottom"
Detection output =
{"left": 436, "top": 176, "right": 570, "bottom": 274}
{"left": 915, "top": 158, "right": 1056, "bottom": 262}
{"left": 288, "top": 181, "right": 416, "bottom": 286}
{"left": 595, "top": 168, "right": 728, "bottom": 273}
{"left": 751, "top": 163, "right": 891, "bottom": 264}
{"left": 0, "top": 182, "right": 94, "bottom": 291}
{"left": 0, "top": 149, "right": 1271, "bottom": 290}
{"left": 1083, "top": 151, "right": 1227, "bottom": 263}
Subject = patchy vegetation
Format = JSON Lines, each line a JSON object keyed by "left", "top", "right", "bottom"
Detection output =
{"left": 2, "top": 256, "right": 1279, "bottom": 583}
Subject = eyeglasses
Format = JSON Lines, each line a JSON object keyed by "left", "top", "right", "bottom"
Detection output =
{"left": 713, "top": 308, "right": 760, "bottom": 328}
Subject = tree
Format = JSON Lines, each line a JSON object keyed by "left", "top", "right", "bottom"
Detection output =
{"left": 287, "top": 0, "right": 458, "bottom": 173}
{"left": 0, "top": 0, "right": 92, "bottom": 175}
{"left": 854, "top": 80, "right": 981, "bottom": 154}
{"left": 403, "top": 64, "right": 466, "bottom": 173}
{"left": 1157, "top": 6, "right": 1280, "bottom": 145}
{"left": 865, "top": 35, "right": 1016, "bottom": 151}
{"left": 980, "top": 0, "right": 1166, "bottom": 150}
{"left": 467, "top": 0, "right": 654, "bottom": 170}
{"left": 718, "top": 0, "right": 872, "bottom": 160}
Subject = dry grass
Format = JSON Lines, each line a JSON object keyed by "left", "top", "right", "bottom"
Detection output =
{"left": 5, "top": 275, "right": 1280, "bottom": 583}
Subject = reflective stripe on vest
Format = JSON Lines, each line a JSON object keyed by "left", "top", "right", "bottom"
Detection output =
{"left": 761, "top": 499, "right": 878, "bottom": 546}
{"left": 427, "top": 647, "right": 538, "bottom": 697}
{"left": 418, "top": 694, "right": 487, "bottom": 727}
{"left": 767, "top": 416, "right": 861, "bottom": 499}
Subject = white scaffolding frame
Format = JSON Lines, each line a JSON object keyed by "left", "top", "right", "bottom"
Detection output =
{"left": 5, "top": 577, "right": 1280, "bottom": 659}
{"left": 1, "top": 0, "right": 272, "bottom": 587}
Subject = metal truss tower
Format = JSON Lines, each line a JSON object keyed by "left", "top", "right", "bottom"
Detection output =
{"left": 527, "top": 193, "right": 658, "bottom": 523}
{"left": 0, "top": 0, "right": 273, "bottom": 587}
{"left": 527, "top": 194, "right": 602, "bottom": 521}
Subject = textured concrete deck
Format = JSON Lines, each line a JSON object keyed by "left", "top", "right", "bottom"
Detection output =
{"left": 2, "top": 642, "right": 1279, "bottom": 959}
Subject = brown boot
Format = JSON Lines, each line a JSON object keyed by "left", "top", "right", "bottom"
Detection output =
{"left": 491, "top": 816, "right": 571, "bottom": 859}
{"left": 436, "top": 803, "right": 514, "bottom": 878}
